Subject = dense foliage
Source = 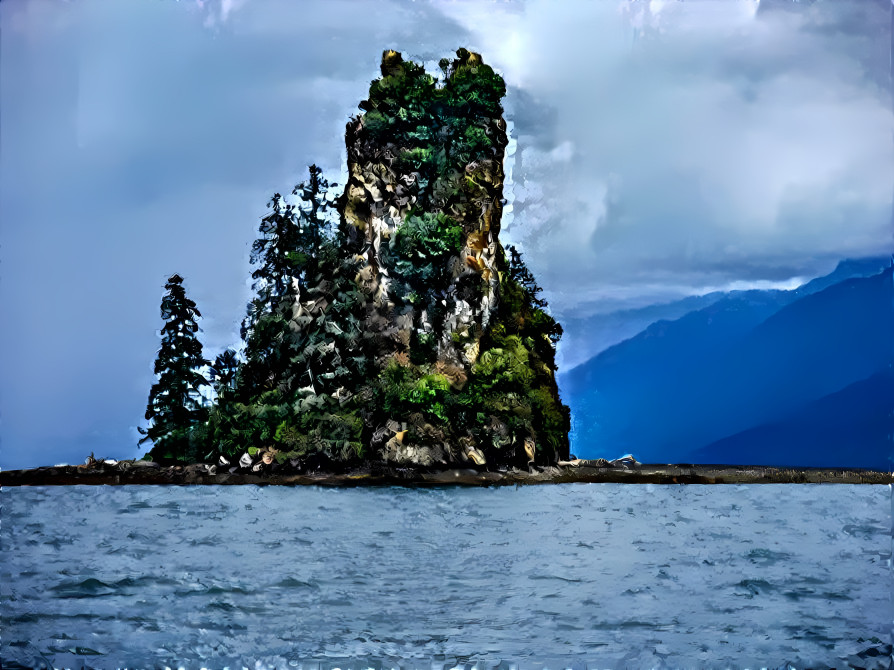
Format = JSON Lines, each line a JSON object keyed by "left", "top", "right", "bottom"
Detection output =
{"left": 140, "top": 50, "right": 569, "bottom": 468}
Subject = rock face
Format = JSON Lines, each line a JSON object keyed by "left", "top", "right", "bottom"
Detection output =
{"left": 343, "top": 50, "right": 505, "bottom": 369}
{"left": 333, "top": 50, "right": 569, "bottom": 466}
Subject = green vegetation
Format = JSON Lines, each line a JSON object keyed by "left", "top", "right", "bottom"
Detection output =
{"left": 139, "top": 274, "right": 210, "bottom": 463}
{"left": 139, "top": 49, "right": 569, "bottom": 469}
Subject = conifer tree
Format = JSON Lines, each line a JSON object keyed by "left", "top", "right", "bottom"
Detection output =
{"left": 205, "top": 348, "right": 241, "bottom": 459}
{"left": 286, "top": 164, "right": 352, "bottom": 392}
{"left": 139, "top": 274, "right": 210, "bottom": 461}
{"left": 237, "top": 166, "right": 339, "bottom": 400}
{"left": 275, "top": 198, "right": 368, "bottom": 460}
{"left": 237, "top": 192, "right": 302, "bottom": 399}
{"left": 506, "top": 245, "right": 547, "bottom": 309}
{"left": 210, "top": 349, "right": 240, "bottom": 396}
{"left": 222, "top": 166, "right": 353, "bottom": 457}
{"left": 241, "top": 193, "right": 300, "bottom": 339}
{"left": 293, "top": 164, "right": 336, "bottom": 284}
{"left": 505, "top": 244, "right": 563, "bottom": 346}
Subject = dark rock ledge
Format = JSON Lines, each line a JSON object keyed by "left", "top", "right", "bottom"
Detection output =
{"left": 1, "top": 458, "right": 890, "bottom": 487}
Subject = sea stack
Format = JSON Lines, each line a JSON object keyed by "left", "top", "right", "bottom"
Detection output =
{"left": 336, "top": 49, "right": 570, "bottom": 466}
{"left": 140, "top": 49, "right": 571, "bottom": 470}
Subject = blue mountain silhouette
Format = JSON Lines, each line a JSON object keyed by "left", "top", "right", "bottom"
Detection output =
{"left": 561, "top": 258, "right": 893, "bottom": 467}
{"left": 695, "top": 367, "right": 894, "bottom": 470}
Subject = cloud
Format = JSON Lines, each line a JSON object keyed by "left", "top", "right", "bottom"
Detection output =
{"left": 439, "top": 0, "right": 893, "bottom": 316}
{"left": 0, "top": 0, "right": 470, "bottom": 468}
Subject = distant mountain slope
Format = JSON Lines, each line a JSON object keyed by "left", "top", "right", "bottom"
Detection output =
{"left": 797, "top": 256, "right": 892, "bottom": 294}
{"left": 694, "top": 368, "right": 894, "bottom": 471}
{"left": 558, "top": 256, "right": 890, "bottom": 371}
{"left": 556, "top": 293, "right": 724, "bottom": 370}
{"left": 561, "top": 263, "right": 894, "bottom": 465}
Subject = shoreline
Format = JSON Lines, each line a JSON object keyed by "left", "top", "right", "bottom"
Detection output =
{"left": 1, "top": 460, "right": 891, "bottom": 487}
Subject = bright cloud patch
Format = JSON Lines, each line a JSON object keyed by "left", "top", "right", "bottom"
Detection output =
{"left": 440, "top": 0, "right": 893, "bottom": 315}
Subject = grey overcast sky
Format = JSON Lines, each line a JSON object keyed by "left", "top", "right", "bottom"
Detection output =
{"left": 2, "top": 0, "right": 891, "bottom": 469}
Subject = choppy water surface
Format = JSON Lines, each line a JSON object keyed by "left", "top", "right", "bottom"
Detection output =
{"left": 2, "top": 484, "right": 891, "bottom": 669}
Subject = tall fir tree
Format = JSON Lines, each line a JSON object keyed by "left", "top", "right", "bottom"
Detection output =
{"left": 241, "top": 193, "right": 300, "bottom": 340}
{"left": 237, "top": 166, "right": 337, "bottom": 400}
{"left": 506, "top": 245, "right": 547, "bottom": 310}
{"left": 139, "top": 274, "right": 210, "bottom": 462}
{"left": 293, "top": 164, "right": 336, "bottom": 285}
{"left": 237, "top": 192, "right": 302, "bottom": 399}
{"left": 223, "top": 165, "right": 351, "bottom": 456}
{"left": 273, "top": 167, "right": 369, "bottom": 460}
{"left": 205, "top": 348, "right": 241, "bottom": 459}
{"left": 240, "top": 164, "right": 335, "bottom": 350}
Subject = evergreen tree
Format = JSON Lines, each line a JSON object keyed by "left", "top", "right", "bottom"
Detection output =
{"left": 274, "top": 222, "right": 368, "bottom": 461}
{"left": 293, "top": 164, "right": 336, "bottom": 284}
{"left": 241, "top": 193, "right": 300, "bottom": 341}
{"left": 210, "top": 349, "right": 240, "bottom": 397}
{"left": 248, "top": 165, "right": 369, "bottom": 460}
{"left": 139, "top": 274, "right": 210, "bottom": 461}
{"left": 506, "top": 245, "right": 547, "bottom": 309}
{"left": 237, "top": 192, "right": 303, "bottom": 400}
{"left": 223, "top": 165, "right": 358, "bottom": 458}
{"left": 285, "top": 164, "right": 351, "bottom": 392}
{"left": 206, "top": 349, "right": 242, "bottom": 460}
{"left": 506, "top": 244, "right": 562, "bottom": 346}
{"left": 237, "top": 166, "right": 339, "bottom": 401}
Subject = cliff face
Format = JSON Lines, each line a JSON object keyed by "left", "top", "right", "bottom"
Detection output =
{"left": 343, "top": 49, "right": 505, "bottom": 372}
{"left": 335, "top": 50, "right": 569, "bottom": 466}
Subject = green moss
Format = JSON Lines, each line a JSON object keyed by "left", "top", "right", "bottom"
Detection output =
{"left": 385, "top": 211, "right": 463, "bottom": 314}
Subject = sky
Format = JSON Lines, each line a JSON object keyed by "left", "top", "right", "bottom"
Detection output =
{"left": 2, "top": 0, "right": 892, "bottom": 469}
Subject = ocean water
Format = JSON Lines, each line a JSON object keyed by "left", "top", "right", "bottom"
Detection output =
{"left": 1, "top": 484, "right": 891, "bottom": 670}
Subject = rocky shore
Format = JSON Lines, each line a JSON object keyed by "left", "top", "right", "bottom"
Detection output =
{"left": 1, "top": 457, "right": 890, "bottom": 487}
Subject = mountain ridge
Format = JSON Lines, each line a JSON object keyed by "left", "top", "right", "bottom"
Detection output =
{"left": 561, "top": 261, "right": 894, "bottom": 466}
{"left": 561, "top": 255, "right": 891, "bottom": 375}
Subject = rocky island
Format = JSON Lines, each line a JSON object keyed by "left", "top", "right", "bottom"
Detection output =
{"left": 5, "top": 50, "right": 889, "bottom": 488}
{"left": 131, "top": 49, "right": 571, "bottom": 473}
